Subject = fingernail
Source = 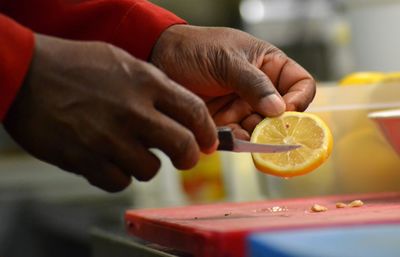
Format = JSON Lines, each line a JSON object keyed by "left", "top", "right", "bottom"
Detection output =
{"left": 261, "top": 94, "right": 286, "bottom": 116}
{"left": 203, "top": 139, "right": 219, "bottom": 155}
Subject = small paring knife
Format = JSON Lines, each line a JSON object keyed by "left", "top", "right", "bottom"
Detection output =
{"left": 216, "top": 127, "right": 301, "bottom": 153}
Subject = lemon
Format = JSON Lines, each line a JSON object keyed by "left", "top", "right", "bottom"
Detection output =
{"left": 339, "top": 72, "right": 386, "bottom": 86}
{"left": 339, "top": 72, "right": 400, "bottom": 86}
{"left": 251, "top": 112, "right": 333, "bottom": 177}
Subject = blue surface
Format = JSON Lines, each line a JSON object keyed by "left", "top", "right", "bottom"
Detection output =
{"left": 247, "top": 224, "right": 400, "bottom": 257}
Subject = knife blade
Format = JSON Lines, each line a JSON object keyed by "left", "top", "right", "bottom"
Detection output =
{"left": 217, "top": 127, "right": 301, "bottom": 153}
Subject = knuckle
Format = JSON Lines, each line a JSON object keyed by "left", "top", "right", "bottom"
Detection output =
{"left": 124, "top": 101, "right": 144, "bottom": 124}
{"left": 264, "top": 43, "right": 284, "bottom": 57}
{"left": 189, "top": 97, "right": 208, "bottom": 123}
{"left": 124, "top": 60, "right": 158, "bottom": 88}
{"left": 90, "top": 41, "right": 111, "bottom": 50}
{"left": 136, "top": 68, "right": 157, "bottom": 87}
{"left": 101, "top": 42, "right": 114, "bottom": 50}
{"left": 81, "top": 131, "right": 111, "bottom": 153}
{"left": 103, "top": 42, "right": 130, "bottom": 59}
{"left": 273, "top": 49, "right": 288, "bottom": 59}
{"left": 136, "top": 63, "right": 167, "bottom": 88}
{"left": 248, "top": 39, "right": 281, "bottom": 59}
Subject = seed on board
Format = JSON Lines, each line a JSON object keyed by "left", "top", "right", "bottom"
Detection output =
{"left": 336, "top": 202, "right": 347, "bottom": 208}
{"left": 311, "top": 204, "right": 328, "bottom": 212}
{"left": 349, "top": 200, "right": 364, "bottom": 208}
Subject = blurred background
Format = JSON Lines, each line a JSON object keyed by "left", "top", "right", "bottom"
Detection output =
{"left": 1, "top": 0, "right": 400, "bottom": 256}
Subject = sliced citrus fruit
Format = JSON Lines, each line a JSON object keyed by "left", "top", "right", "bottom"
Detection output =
{"left": 251, "top": 111, "right": 333, "bottom": 177}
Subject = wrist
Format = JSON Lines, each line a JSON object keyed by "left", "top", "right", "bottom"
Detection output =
{"left": 150, "top": 24, "right": 194, "bottom": 67}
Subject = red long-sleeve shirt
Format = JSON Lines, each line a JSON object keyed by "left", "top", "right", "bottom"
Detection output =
{"left": 0, "top": 0, "right": 185, "bottom": 120}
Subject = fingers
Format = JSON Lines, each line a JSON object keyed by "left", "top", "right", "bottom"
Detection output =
{"left": 107, "top": 139, "right": 161, "bottom": 182}
{"left": 206, "top": 95, "right": 262, "bottom": 141}
{"left": 225, "top": 123, "right": 250, "bottom": 140}
{"left": 138, "top": 111, "right": 201, "bottom": 170}
{"left": 282, "top": 79, "right": 316, "bottom": 111}
{"left": 260, "top": 51, "right": 316, "bottom": 112}
{"left": 59, "top": 145, "right": 132, "bottom": 192}
{"left": 278, "top": 60, "right": 316, "bottom": 111}
{"left": 240, "top": 113, "right": 263, "bottom": 133}
{"left": 73, "top": 121, "right": 162, "bottom": 184}
{"left": 227, "top": 42, "right": 315, "bottom": 114}
{"left": 208, "top": 96, "right": 253, "bottom": 126}
{"left": 205, "top": 94, "right": 237, "bottom": 116}
{"left": 84, "top": 162, "right": 131, "bottom": 193}
{"left": 155, "top": 80, "right": 218, "bottom": 154}
{"left": 227, "top": 58, "right": 286, "bottom": 117}
{"left": 62, "top": 126, "right": 161, "bottom": 188}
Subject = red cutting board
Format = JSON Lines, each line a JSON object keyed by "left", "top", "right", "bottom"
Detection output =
{"left": 125, "top": 192, "right": 400, "bottom": 257}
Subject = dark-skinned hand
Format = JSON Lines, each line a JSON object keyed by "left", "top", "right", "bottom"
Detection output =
{"left": 3, "top": 34, "right": 218, "bottom": 192}
{"left": 151, "top": 25, "right": 316, "bottom": 140}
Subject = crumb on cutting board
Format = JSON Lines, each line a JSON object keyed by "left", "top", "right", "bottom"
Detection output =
{"left": 336, "top": 202, "right": 347, "bottom": 208}
{"left": 349, "top": 200, "right": 364, "bottom": 207}
{"left": 311, "top": 204, "right": 328, "bottom": 212}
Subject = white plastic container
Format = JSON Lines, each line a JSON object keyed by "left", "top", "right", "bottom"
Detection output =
{"left": 344, "top": 0, "right": 400, "bottom": 71}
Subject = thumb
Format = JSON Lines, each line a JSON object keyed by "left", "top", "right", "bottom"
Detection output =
{"left": 227, "top": 59, "right": 286, "bottom": 117}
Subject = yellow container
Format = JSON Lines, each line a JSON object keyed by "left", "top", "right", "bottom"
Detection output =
{"left": 258, "top": 82, "right": 400, "bottom": 198}
{"left": 339, "top": 72, "right": 386, "bottom": 85}
{"left": 179, "top": 152, "right": 226, "bottom": 204}
{"left": 340, "top": 72, "right": 400, "bottom": 86}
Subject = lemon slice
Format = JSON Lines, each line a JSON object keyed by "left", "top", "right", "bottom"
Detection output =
{"left": 251, "top": 112, "right": 333, "bottom": 177}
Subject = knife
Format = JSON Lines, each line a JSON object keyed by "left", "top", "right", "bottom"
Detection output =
{"left": 217, "top": 127, "right": 301, "bottom": 153}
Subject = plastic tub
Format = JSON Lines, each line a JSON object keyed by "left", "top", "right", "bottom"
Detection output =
{"left": 257, "top": 82, "right": 400, "bottom": 198}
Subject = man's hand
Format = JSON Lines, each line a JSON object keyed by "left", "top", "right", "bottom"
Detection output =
{"left": 151, "top": 25, "right": 316, "bottom": 140}
{"left": 3, "top": 34, "right": 217, "bottom": 192}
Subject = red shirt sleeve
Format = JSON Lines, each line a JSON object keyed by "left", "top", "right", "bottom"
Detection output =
{"left": 0, "top": 14, "right": 34, "bottom": 120}
{"left": 0, "top": 0, "right": 186, "bottom": 121}
{"left": 1, "top": 0, "right": 186, "bottom": 60}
